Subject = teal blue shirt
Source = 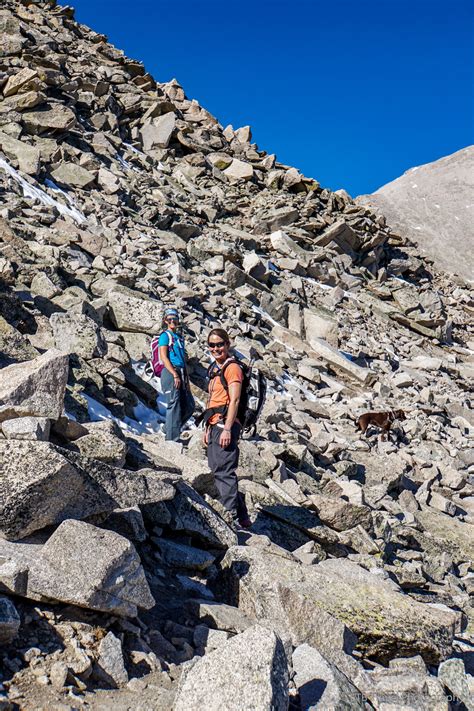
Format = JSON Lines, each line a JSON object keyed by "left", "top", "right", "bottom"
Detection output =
{"left": 158, "top": 330, "right": 186, "bottom": 369}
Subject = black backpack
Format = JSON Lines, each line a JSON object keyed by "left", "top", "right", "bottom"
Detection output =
{"left": 197, "top": 357, "right": 266, "bottom": 437}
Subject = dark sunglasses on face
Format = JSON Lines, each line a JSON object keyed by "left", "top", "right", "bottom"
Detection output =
{"left": 208, "top": 341, "right": 226, "bottom": 349}
{"left": 166, "top": 317, "right": 179, "bottom": 323}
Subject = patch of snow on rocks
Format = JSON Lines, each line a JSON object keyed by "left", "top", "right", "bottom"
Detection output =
{"left": 83, "top": 392, "right": 165, "bottom": 436}
{"left": 0, "top": 158, "right": 86, "bottom": 224}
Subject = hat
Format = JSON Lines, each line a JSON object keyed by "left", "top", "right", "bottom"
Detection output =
{"left": 164, "top": 307, "right": 179, "bottom": 319}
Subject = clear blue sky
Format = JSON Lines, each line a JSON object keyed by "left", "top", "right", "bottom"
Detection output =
{"left": 74, "top": 0, "right": 473, "bottom": 196}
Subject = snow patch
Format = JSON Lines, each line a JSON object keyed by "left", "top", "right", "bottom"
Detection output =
{"left": 0, "top": 158, "right": 86, "bottom": 224}
{"left": 123, "top": 400, "right": 163, "bottom": 435}
{"left": 274, "top": 372, "right": 318, "bottom": 402}
{"left": 43, "top": 178, "right": 87, "bottom": 223}
{"left": 115, "top": 153, "right": 131, "bottom": 171}
{"left": 123, "top": 142, "right": 142, "bottom": 155}
{"left": 83, "top": 391, "right": 165, "bottom": 436}
{"left": 116, "top": 152, "right": 141, "bottom": 174}
{"left": 252, "top": 305, "right": 280, "bottom": 328}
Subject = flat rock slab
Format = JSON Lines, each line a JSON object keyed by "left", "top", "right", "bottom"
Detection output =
{"left": 164, "top": 481, "right": 237, "bottom": 549}
{"left": 1, "top": 415, "right": 50, "bottom": 441}
{"left": 0, "top": 520, "right": 154, "bottom": 617}
{"left": 416, "top": 507, "right": 474, "bottom": 563}
{"left": 107, "top": 285, "right": 163, "bottom": 333}
{"left": 96, "top": 631, "right": 129, "bottom": 687}
{"left": 305, "top": 337, "right": 374, "bottom": 385}
{"left": 22, "top": 103, "right": 76, "bottom": 133}
{"left": 154, "top": 538, "right": 215, "bottom": 571}
{"left": 51, "top": 162, "right": 95, "bottom": 189}
{"left": 174, "top": 625, "right": 288, "bottom": 711}
{"left": 293, "top": 643, "right": 367, "bottom": 710}
{"left": 0, "top": 441, "right": 175, "bottom": 540}
{"left": 0, "top": 349, "right": 69, "bottom": 422}
{"left": 185, "top": 599, "right": 253, "bottom": 634}
{"left": 220, "top": 546, "right": 458, "bottom": 665}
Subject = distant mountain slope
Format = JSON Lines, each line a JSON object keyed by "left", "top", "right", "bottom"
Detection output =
{"left": 357, "top": 146, "right": 474, "bottom": 282}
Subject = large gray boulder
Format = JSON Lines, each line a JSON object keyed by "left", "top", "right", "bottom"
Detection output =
{"left": 357, "top": 145, "right": 474, "bottom": 282}
{"left": 0, "top": 349, "right": 69, "bottom": 423}
{"left": 219, "top": 546, "right": 458, "bottom": 665}
{"left": 1, "top": 415, "right": 50, "bottom": 441}
{"left": 223, "top": 158, "right": 254, "bottom": 181}
{"left": 0, "top": 441, "right": 175, "bottom": 540}
{"left": 174, "top": 625, "right": 288, "bottom": 711}
{"left": 305, "top": 337, "right": 374, "bottom": 385}
{"left": 292, "top": 643, "right": 367, "bottom": 710}
{"left": 107, "top": 285, "right": 163, "bottom": 333}
{"left": 0, "top": 520, "right": 154, "bottom": 617}
{"left": 50, "top": 312, "right": 107, "bottom": 359}
{"left": 140, "top": 112, "right": 176, "bottom": 150}
{"left": 0, "top": 131, "right": 40, "bottom": 175}
{"left": 22, "top": 103, "right": 76, "bottom": 133}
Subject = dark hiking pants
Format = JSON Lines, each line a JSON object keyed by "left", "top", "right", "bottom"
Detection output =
{"left": 207, "top": 422, "right": 248, "bottom": 519}
{"left": 161, "top": 367, "right": 195, "bottom": 441}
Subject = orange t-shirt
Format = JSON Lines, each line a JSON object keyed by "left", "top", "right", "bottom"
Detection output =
{"left": 208, "top": 362, "right": 243, "bottom": 425}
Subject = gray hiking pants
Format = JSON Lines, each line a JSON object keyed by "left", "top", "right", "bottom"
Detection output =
{"left": 207, "top": 422, "right": 248, "bottom": 519}
{"left": 161, "top": 367, "right": 195, "bottom": 441}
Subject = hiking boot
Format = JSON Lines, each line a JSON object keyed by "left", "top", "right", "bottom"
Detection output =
{"left": 237, "top": 516, "right": 252, "bottom": 529}
{"left": 231, "top": 514, "right": 253, "bottom": 532}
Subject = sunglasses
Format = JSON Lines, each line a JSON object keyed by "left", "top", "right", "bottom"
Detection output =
{"left": 166, "top": 317, "right": 179, "bottom": 323}
{"left": 208, "top": 341, "right": 226, "bottom": 349}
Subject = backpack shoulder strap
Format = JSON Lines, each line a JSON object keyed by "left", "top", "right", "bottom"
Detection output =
{"left": 220, "top": 358, "right": 243, "bottom": 391}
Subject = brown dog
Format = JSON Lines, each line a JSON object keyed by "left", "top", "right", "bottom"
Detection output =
{"left": 357, "top": 410, "right": 406, "bottom": 438}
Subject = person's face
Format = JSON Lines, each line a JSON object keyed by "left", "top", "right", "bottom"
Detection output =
{"left": 208, "top": 335, "right": 229, "bottom": 363}
{"left": 166, "top": 316, "right": 179, "bottom": 330}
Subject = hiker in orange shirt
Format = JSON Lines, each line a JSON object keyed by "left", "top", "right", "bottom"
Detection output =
{"left": 201, "top": 328, "right": 251, "bottom": 530}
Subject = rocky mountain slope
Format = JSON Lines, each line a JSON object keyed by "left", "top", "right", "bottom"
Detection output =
{"left": 0, "top": 1, "right": 473, "bottom": 709}
{"left": 357, "top": 146, "right": 474, "bottom": 283}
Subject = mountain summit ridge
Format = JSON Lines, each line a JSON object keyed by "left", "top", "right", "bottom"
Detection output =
{"left": 357, "top": 145, "right": 474, "bottom": 282}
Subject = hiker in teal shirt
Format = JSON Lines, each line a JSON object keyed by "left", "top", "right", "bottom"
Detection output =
{"left": 151, "top": 307, "right": 195, "bottom": 440}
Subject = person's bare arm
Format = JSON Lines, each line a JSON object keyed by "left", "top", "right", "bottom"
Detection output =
{"left": 219, "top": 381, "right": 241, "bottom": 448}
{"left": 159, "top": 345, "right": 181, "bottom": 388}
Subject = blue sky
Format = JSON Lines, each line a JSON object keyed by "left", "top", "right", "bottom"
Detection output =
{"left": 74, "top": 0, "right": 473, "bottom": 196}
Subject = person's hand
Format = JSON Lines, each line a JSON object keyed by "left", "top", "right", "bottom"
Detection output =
{"left": 219, "top": 428, "right": 232, "bottom": 449}
{"left": 203, "top": 428, "right": 209, "bottom": 446}
{"left": 173, "top": 373, "right": 181, "bottom": 389}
